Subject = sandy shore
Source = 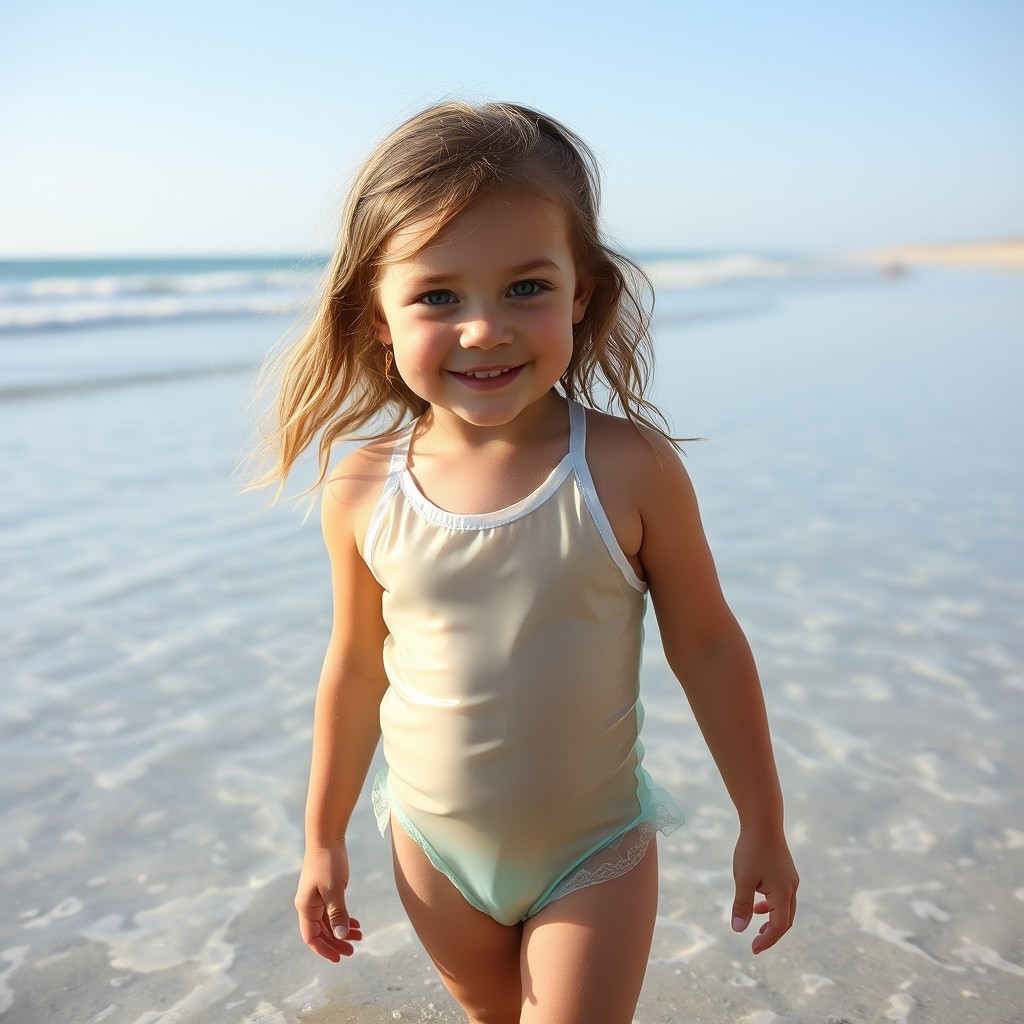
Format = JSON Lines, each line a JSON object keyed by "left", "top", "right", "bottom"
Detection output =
{"left": 853, "top": 238, "right": 1024, "bottom": 270}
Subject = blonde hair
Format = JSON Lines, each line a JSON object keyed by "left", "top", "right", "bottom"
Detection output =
{"left": 253, "top": 100, "right": 674, "bottom": 494}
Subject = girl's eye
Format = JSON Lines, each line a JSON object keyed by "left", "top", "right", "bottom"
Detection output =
{"left": 508, "top": 280, "right": 543, "bottom": 297}
{"left": 419, "top": 290, "right": 456, "bottom": 306}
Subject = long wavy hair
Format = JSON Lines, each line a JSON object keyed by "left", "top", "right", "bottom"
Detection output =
{"left": 252, "top": 100, "right": 675, "bottom": 495}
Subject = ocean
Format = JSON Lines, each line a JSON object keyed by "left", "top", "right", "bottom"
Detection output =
{"left": 1, "top": 254, "right": 1022, "bottom": 1023}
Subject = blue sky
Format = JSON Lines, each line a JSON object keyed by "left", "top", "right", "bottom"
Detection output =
{"left": 1, "top": 0, "right": 1021, "bottom": 256}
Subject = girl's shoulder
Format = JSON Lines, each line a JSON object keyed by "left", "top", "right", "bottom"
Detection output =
{"left": 583, "top": 407, "right": 684, "bottom": 488}
{"left": 326, "top": 436, "right": 396, "bottom": 502}
{"left": 582, "top": 408, "right": 693, "bottom": 561}
{"left": 321, "top": 430, "right": 407, "bottom": 547}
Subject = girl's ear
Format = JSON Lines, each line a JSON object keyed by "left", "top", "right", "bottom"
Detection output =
{"left": 571, "top": 276, "right": 595, "bottom": 325}
{"left": 374, "top": 312, "right": 393, "bottom": 346}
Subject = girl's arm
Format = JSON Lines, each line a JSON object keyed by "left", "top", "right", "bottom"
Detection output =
{"left": 635, "top": 434, "right": 799, "bottom": 954}
{"left": 295, "top": 460, "right": 391, "bottom": 962}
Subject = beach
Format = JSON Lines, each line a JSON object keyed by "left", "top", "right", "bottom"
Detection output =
{"left": 1, "top": 251, "right": 1022, "bottom": 1023}
{"left": 855, "top": 239, "right": 1024, "bottom": 270}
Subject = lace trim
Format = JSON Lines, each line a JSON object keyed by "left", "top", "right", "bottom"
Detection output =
{"left": 371, "top": 769, "right": 391, "bottom": 835}
{"left": 534, "top": 784, "right": 685, "bottom": 912}
{"left": 375, "top": 769, "right": 686, "bottom": 920}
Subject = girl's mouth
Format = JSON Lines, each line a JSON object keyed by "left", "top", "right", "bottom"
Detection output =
{"left": 450, "top": 365, "right": 523, "bottom": 388}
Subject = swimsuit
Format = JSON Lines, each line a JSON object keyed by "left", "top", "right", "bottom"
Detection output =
{"left": 364, "top": 398, "right": 684, "bottom": 926}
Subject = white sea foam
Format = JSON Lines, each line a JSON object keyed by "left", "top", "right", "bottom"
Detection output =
{"left": 649, "top": 919, "right": 717, "bottom": 964}
{"left": 790, "top": 714, "right": 874, "bottom": 764}
{"left": 22, "top": 897, "right": 83, "bottom": 929}
{"left": 131, "top": 974, "right": 238, "bottom": 1024}
{"left": 889, "top": 818, "right": 936, "bottom": 854}
{"left": 884, "top": 992, "right": 915, "bottom": 1023}
{"left": 1002, "top": 828, "right": 1024, "bottom": 849}
{"left": 911, "top": 900, "right": 951, "bottom": 922}
{"left": 282, "top": 976, "right": 329, "bottom": 1014}
{"left": 0, "top": 262, "right": 318, "bottom": 332}
{"left": 952, "top": 942, "right": 1024, "bottom": 976}
{"left": 728, "top": 967, "right": 759, "bottom": 987}
{"left": 849, "top": 883, "right": 966, "bottom": 972}
{"left": 644, "top": 253, "right": 794, "bottom": 289}
{"left": 83, "top": 886, "right": 250, "bottom": 973}
{"left": 238, "top": 1002, "right": 288, "bottom": 1024}
{"left": 91, "top": 713, "right": 211, "bottom": 789}
{"left": 0, "top": 947, "right": 28, "bottom": 1014}
{"left": 213, "top": 763, "right": 301, "bottom": 885}
{"left": 71, "top": 717, "right": 128, "bottom": 738}
{"left": 849, "top": 673, "right": 894, "bottom": 702}
{"left": 787, "top": 820, "right": 811, "bottom": 847}
{"left": 0, "top": 294, "right": 304, "bottom": 331}
{"left": 801, "top": 973, "right": 836, "bottom": 995}
{"left": 361, "top": 922, "right": 417, "bottom": 957}
{"left": 907, "top": 752, "right": 1002, "bottom": 806}
{"left": 904, "top": 658, "right": 997, "bottom": 721}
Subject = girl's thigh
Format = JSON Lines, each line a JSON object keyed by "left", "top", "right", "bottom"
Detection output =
{"left": 520, "top": 841, "right": 659, "bottom": 1024}
{"left": 390, "top": 821, "right": 523, "bottom": 1023}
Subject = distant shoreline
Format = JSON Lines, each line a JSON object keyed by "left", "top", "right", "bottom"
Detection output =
{"left": 853, "top": 239, "right": 1024, "bottom": 270}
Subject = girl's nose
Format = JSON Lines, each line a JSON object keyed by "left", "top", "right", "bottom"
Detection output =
{"left": 459, "top": 311, "right": 512, "bottom": 349}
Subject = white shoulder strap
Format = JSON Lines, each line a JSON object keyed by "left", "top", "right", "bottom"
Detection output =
{"left": 361, "top": 420, "right": 415, "bottom": 573}
{"left": 568, "top": 398, "right": 586, "bottom": 456}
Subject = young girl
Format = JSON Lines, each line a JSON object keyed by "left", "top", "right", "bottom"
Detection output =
{"left": 260, "top": 100, "right": 798, "bottom": 1023}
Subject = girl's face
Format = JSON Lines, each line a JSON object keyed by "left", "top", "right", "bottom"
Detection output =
{"left": 374, "top": 184, "right": 593, "bottom": 433}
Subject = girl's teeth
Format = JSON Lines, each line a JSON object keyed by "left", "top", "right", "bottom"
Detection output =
{"left": 467, "top": 369, "right": 509, "bottom": 378}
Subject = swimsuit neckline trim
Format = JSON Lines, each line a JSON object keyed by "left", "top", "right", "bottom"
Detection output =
{"left": 399, "top": 453, "right": 574, "bottom": 531}
{"left": 362, "top": 399, "right": 647, "bottom": 592}
{"left": 393, "top": 399, "right": 584, "bottom": 532}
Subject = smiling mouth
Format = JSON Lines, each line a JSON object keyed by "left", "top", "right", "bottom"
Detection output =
{"left": 454, "top": 367, "right": 519, "bottom": 379}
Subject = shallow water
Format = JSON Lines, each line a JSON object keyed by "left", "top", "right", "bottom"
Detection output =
{"left": 1, "top": 267, "right": 1022, "bottom": 1022}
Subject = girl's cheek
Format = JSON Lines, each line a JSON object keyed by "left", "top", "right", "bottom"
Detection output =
{"left": 415, "top": 321, "right": 455, "bottom": 351}
{"left": 395, "top": 322, "right": 451, "bottom": 366}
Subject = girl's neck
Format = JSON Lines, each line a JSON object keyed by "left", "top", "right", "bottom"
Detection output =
{"left": 416, "top": 390, "right": 568, "bottom": 456}
{"left": 404, "top": 392, "right": 572, "bottom": 516}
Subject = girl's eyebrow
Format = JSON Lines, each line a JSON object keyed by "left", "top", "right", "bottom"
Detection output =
{"left": 507, "top": 258, "right": 562, "bottom": 276}
{"left": 404, "top": 257, "right": 564, "bottom": 287}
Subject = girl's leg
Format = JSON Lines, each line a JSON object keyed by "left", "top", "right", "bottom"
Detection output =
{"left": 519, "top": 841, "right": 659, "bottom": 1024}
{"left": 390, "top": 821, "right": 523, "bottom": 1024}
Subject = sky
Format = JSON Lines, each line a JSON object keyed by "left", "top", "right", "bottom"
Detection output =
{"left": 1, "top": 0, "right": 1022, "bottom": 257}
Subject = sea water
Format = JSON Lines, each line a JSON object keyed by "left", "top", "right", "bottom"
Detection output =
{"left": 1, "top": 256, "right": 1022, "bottom": 1023}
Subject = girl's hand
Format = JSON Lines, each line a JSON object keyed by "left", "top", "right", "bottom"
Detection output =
{"left": 730, "top": 828, "right": 799, "bottom": 954}
{"left": 295, "top": 839, "right": 363, "bottom": 962}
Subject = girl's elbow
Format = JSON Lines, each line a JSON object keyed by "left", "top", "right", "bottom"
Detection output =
{"left": 665, "top": 620, "right": 753, "bottom": 683}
